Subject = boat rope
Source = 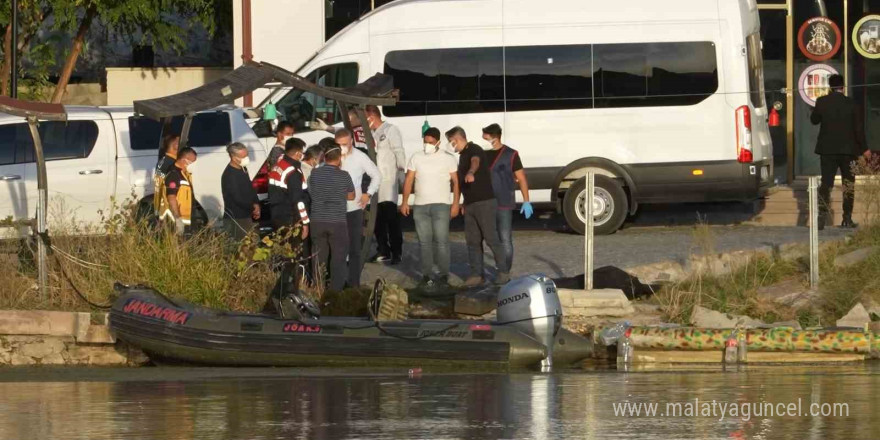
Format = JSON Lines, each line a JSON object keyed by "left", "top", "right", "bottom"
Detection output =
{"left": 52, "top": 252, "right": 114, "bottom": 310}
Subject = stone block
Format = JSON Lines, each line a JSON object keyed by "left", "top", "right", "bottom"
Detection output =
{"left": 834, "top": 247, "right": 879, "bottom": 269}
{"left": 561, "top": 289, "right": 635, "bottom": 317}
{"left": 10, "top": 353, "right": 35, "bottom": 366}
{"left": 757, "top": 279, "right": 817, "bottom": 308}
{"left": 836, "top": 303, "right": 871, "bottom": 329}
{"left": 67, "top": 345, "right": 129, "bottom": 366}
{"left": 454, "top": 289, "right": 498, "bottom": 316}
{"left": 78, "top": 325, "right": 116, "bottom": 344}
{"left": 690, "top": 306, "right": 764, "bottom": 328}
{"left": 18, "top": 338, "right": 66, "bottom": 359}
{"left": 627, "top": 261, "right": 687, "bottom": 284}
{"left": 0, "top": 310, "right": 80, "bottom": 337}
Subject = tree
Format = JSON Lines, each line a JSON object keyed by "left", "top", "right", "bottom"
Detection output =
{"left": 0, "top": 0, "right": 57, "bottom": 99}
{"left": 49, "top": 0, "right": 221, "bottom": 103}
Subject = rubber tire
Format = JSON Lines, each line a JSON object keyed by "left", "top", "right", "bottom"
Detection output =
{"left": 563, "top": 175, "right": 628, "bottom": 236}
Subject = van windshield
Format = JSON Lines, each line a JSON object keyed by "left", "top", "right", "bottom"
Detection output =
{"left": 746, "top": 33, "right": 766, "bottom": 108}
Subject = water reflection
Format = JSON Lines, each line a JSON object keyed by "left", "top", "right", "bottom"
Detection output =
{"left": 0, "top": 365, "right": 878, "bottom": 440}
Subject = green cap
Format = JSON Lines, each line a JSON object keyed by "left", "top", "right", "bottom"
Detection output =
{"left": 421, "top": 119, "right": 430, "bottom": 136}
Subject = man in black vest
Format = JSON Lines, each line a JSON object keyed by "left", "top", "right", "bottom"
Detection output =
{"left": 810, "top": 74, "right": 870, "bottom": 229}
{"left": 483, "top": 123, "right": 532, "bottom": 271}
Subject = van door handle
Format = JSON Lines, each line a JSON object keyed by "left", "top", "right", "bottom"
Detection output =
{"left": 0, "top": 175, "right": 21, "bottom": 181}
{"left": 79, "top": 169, "right": 103, "bottom": 175}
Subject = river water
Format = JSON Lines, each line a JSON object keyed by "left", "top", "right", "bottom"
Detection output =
{"left": 0, "top": 364, "right": 878, "bottom": 440}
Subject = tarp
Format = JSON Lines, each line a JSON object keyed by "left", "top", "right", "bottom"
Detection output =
{"left": 133, "top": 61, "right": 397, "bottom": 121}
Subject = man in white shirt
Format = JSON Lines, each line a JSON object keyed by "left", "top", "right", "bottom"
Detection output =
{"left": 336, "top": 128, "right": 382, "bottom": 288}
{"left": 365, "top": 105, "right": 406, "bottom": 265}
{"left": 399, "top": 127, "right": 460, "bottom": 288}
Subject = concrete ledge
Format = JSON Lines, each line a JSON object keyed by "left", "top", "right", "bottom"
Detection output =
{"left": 0, "top": 310, "right": 91, "bottom": 340}
{"left": 634, "top": 349, "right": 865, "bottom": 364}
{"left": 558, "top": 289, "right": 635, "bottom": 317}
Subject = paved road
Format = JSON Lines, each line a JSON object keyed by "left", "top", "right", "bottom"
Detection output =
{"left": 362, "top": 211, "right": 849, "bottom": 287}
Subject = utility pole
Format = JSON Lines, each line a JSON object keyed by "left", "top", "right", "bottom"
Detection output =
{"left": 11, "top": 0, "right": 18, "bottom": 98}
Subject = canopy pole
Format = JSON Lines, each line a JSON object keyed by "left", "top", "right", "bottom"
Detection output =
{"left": 26, "top": 116, "right": 48, "bottom": 299}
{"left": 352, "top": 105, "right": 380, "bottom": 266}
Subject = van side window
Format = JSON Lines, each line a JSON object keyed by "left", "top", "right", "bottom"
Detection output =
{"left": 746, "top": 33, "right": 766, "bottom": 109}
{"left": 129, "top": 113, "right": 232, "bottom": 150}
{"left": 384, "top": 48, "right": 503, "bottom": 117}
{"left": 593, "top": 42, "right": 718, "bottom": 108}
{"left": 0, "top": 121, "right": 99, "bottom": 163}
{"left": 506, "top": 45, "right": 592, "bottom": 112}
{"left": 275, "top": 63, "right": 359, "bottom": 131}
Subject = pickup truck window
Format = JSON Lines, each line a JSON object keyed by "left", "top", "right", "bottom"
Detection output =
{"left": 129, "top": 113, "right": 232, "bottom": 151}
{"left": 0, "top": 120, "right": 99, "bottom": 164}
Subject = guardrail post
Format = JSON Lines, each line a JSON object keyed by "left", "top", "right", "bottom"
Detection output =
{"left": 809, "top": 176, "right": 820, "bottom": 290}
{"left": 584, "top": 172, "right": 594, "bottom": 291}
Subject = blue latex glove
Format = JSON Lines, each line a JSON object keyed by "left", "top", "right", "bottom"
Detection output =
{"left": 520, "top": 202, "right": 534, "bottom": 219}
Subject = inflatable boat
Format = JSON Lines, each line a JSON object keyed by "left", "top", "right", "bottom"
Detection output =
{"left": 108, "top": 274, "right": 592, "bottom": 369}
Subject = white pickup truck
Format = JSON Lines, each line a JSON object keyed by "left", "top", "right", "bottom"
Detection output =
{"left": 0, "top": 105, "right": 267, "bottom": 232}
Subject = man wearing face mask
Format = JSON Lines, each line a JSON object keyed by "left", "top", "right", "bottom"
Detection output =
{"left": 159, "top": 147, "right": 198, "bottom": 236}
{"left": 301, "top": 145, "right": 323, "bottom": 181}
{"left": 268, "top": 122, "right": 295, "bottom": 166}
{"left": 399, "top": 127, "right": 460, "bottom": 288}
{"left": 365, "top": 105, "right": 406, "bottom": 265}
{"left": 336, "top": 128, "right": 382, "bottom": 287}
{"left": 268, "top": 138, "right": 310, "bottom": 240}
{"left": 482, "top": 123, "right": 531, "bottom": 271}
{"left": 446, "top": 126, "right": 510, "bottom": 287}
{"left": 221, "top": 142, "right": 260, "bottom": 241}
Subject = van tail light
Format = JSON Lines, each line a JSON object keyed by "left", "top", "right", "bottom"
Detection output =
{"left": 735, "top": 105, "right": 753, "bottom": 164}
{"left": 253, "top": 162, "right": 270, "bottom": 200}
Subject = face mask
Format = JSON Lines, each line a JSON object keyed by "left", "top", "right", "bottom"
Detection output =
{"left": 423, "top": 143, "right": 437, "bottom": 154}
{"left": 342, "top": 144, "right": 351, "bottom": 154}
{"left": 481, "top": 139, "right": 494, "bottom": 150}
{"left": 239, "top": 156, "right": 250, "bottom": 168}
{"left": 183, "top": 159, "right": 195, "bottom": 172}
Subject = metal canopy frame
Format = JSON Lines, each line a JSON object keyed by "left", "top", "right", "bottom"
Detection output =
{"left": 0, "top": 96, "right": 68, "bottom": 299}
{"left": 132, "top": 60, "right": 398, "bottom": 270}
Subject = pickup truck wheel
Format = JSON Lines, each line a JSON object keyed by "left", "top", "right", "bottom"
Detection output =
{"left": 563, "top": 175, "right": 627, "bottom": 235}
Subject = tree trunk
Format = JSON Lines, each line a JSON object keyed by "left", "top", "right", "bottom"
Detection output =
{"left": 1, "top": 23, "right": 11, "bottom": 96}
{"left": 51, "top": 6, "right": 96, "bottom": 104}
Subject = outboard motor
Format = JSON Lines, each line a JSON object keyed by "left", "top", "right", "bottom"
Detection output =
{"left": 495, "top": 274, "right": 562, "bottom": 371}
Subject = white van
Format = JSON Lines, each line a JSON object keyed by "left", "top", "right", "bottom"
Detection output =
{"left": 256, "top": 0, "right": 772, "bottom": 234}
{"left": 0, "top": 105, "right": 266, "bottom": 233}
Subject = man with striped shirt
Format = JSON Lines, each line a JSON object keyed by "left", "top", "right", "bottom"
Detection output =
{"left": 308, "top": 147, "right": 356, "bottom": 292}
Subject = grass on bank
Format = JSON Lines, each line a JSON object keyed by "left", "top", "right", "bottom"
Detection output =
{"left": 655, "top": 160, "right": 880, "bottom": 328}
{"left": 0, "top": 197, "right": 367, "bottom": 314}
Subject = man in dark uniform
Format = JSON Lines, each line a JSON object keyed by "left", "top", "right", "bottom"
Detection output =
{"left": 811, "top": 74, "right": 870, "bottom": 229}
{"left": 268, "top": 137, "right": 310, "bottom": 238}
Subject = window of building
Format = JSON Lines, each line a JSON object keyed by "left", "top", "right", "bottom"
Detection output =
{"left": 384, "top": 47, "right": 503, "bottom": 117}
{"left": 129, "top": 113, "right": 232, "bottom": 151}
{"left": 0, "top": 121, "right": 99, "bottom": 163}
{"left": 505, "top": 45, "right": 592, "bottom": 112}
{"left": 593, "top": 42, "right": 718, "bottom": 108}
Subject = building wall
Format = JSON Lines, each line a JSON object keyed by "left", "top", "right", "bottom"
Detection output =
{"left": 105, "top": 68, "right": 233, "bottom": 106}
{"left": 233, "top": 0, "right": 325, "bottom": 106}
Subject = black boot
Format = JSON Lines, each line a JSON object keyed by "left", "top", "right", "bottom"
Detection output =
{"left": 817, "top": 213, "right": 827, "bottom": 231}
{"left": 841, "top": 217, "right": 859, "bottom": 229}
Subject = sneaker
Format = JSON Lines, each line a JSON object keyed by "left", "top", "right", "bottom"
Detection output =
{"left": 494, "top": 272, "right": 511, "bottom": 285}
{"left": 464, "top": 276, "right": 484, "bottom": 287}
{"left": 369, "top": 254, "right": 392, "bottom": 263}
{"left": 419, "top": 275, "right": 435, "bottom": 289}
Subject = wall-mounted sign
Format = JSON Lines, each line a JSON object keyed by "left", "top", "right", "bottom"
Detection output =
{"left": 798, "top": 64, "right": 839, "bottom": 107}
{"left": 853, "top": 15, "right": 880, "bottom": 59}
{"left": 798, "top": 17, "right": 841, "bottom": 61}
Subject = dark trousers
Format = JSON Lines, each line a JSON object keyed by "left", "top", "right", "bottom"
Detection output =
{"left": 224, "top": 216, "right": 253, "bottom": 242}
{"left": 346, "top": 209, "right": 365, "bottom": 287}
{"left": 464, "top": 199, "right": 510, "bottom": 277}
{"left": 312, "top": 221, "right": 349, "bottom": 292}
{"left": 819, "top": 155, "right": 857, "bottom": 222}
{"left": 374, "top": 201, "right": 403, "bottom": 258}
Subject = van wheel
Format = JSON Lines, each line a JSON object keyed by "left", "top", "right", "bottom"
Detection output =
{"left": 563, "top": 175, "right": 627, "bottom": 235}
